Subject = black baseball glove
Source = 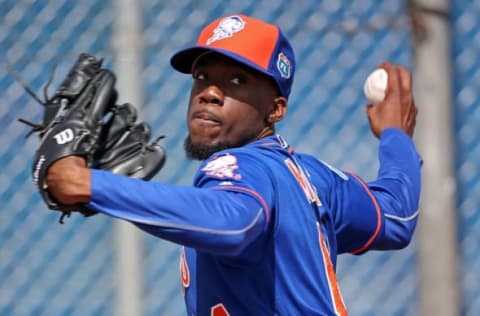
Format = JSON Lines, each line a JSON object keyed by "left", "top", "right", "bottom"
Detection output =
{"left": 20, "top": 53, "right": 166, "bottom": 222}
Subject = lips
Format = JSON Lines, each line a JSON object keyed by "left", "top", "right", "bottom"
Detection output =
{"left": 191, "top": 110, "right": 221, "bottom": 125}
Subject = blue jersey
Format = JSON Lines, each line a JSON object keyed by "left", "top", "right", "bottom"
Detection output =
{"left": 88, "top": 128, "right": 421, "bottom": 315}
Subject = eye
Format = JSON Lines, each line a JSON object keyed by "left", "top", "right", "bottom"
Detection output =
{"left": 230, "top": 74, "right": 247, "bottom": 85}
{"left": 193, "top": 72, "right": 206, "bottom": 80}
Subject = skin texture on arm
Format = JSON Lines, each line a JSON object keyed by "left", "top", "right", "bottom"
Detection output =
{"left": 46, "top": 156, "right": 91, "bottom": 204}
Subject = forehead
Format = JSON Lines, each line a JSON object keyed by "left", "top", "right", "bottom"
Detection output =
{"left": 190, "top": 52, "right": 281, "bottom": 95}
{"left": 192, "top": 52, "right": 256, "bottom": 74}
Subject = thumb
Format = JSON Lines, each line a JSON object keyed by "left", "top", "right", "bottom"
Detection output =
{"left": 365, "top": 103, "right": 375, "bottom": 118}
{"left": 365, "top": 103, "right": 380, "bottom": 138}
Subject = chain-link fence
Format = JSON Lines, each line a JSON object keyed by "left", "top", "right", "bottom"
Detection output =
{"left": 0, "top": 0, "right": 477, "bottom": 315}
{"left": 452, "top": 1, "right": 480, "bottom": 314}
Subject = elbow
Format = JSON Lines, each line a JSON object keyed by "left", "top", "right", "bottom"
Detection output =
{"left": 382, "top": 221, "right": 418, "bottom": 250}
{"left": 201, "top": 222, "right": 264, "bottom": 256}
{"left": 376, "top": 233, "right": 413, "bottom": 251}
{"left": 211, "top": 233, "right": 252, "bottom": 256}
{"left": 204, "top": 202, "right": 266, "bottom": 256}
{"left": 390, "top": 232, "right": 414, "bottom": 249}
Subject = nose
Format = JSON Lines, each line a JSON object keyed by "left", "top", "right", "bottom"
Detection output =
{"left": 199, "top": 84, "right": 224, "bottom": 106}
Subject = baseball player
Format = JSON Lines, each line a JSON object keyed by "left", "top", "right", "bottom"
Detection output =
{"left": 44, "top": 14, "right": 421, "bottom": 315}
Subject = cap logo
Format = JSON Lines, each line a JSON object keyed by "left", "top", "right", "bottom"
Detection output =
{"left": 206, "top": 15, "right": 245, "bottom": 45}
{"left": 277, "top": 52, "right": 291, "bottom": 79}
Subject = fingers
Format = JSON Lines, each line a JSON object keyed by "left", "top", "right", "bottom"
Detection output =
{"left": 395, "top": 65, "right": 417, "bottom": 136}
{"left": 368, "top": 61, "right": 417, "bottom": 137}
{"left": 405, "top": 101, "right": 418, "bottom": 137}
{"left": 397, "top": 65, "right": 414, "bottom": 120}
{"left": 378, "top": 62, "right": 401, "bottom": 105}
{"left": 365, "top": 103, "right": 380, "bottom": 138}
{"left": 397, "top": 65, "right": 412, "bottom": 93}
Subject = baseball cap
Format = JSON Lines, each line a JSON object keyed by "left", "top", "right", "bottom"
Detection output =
{"left": 170, "top": 14, "right": 295, "bottom": 98}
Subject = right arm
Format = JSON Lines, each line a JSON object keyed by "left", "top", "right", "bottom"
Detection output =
{"left": 332, "top": 62, "right": 421, "bottom": 254}
{"left": 333, "top": 127, "right": 421, "bottom": 254}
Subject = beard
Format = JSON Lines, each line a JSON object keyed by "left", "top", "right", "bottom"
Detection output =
{"left": 183, "top": 135, "right": 233, "bottom": 160}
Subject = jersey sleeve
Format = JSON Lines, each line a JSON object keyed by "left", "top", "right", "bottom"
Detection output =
{"left": 192, "top": 151, "right": 274, "bottom": 217}
{"left": 86, "top": 150, "right": 274, "bottom": 257}
{"left": 333, "top": 128, "right": 422, "bottom": 254}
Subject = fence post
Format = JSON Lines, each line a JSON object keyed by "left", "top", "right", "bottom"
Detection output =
{"left": 112, "top": 0, "right": 145, "bottom": 315}
{"left": 412, "top": 0, "right": 460, "bottom": 315}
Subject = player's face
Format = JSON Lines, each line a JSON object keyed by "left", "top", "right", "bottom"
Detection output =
{"left": 185, "top": 53, "right": 281, "bottom": 160}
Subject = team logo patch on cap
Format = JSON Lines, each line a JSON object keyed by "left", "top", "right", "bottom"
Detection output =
{"left": 206, "top": 15, "right": 245, "bottom": 45}
{"left": 201, "top": 153, "right": 242, "bottom": 180}
{"left": 277, "top": 52, "right": 291, "bottom": 79}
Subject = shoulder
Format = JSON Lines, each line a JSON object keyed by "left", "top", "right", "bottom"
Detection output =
{"left": 194, "top": 146, "right": 272, "bottom": 186}
{"left": 200, "top": 141, "right": 275, "bottom": 169}
{"left": 295, "top": 152, "right": 350, "bottom": 183}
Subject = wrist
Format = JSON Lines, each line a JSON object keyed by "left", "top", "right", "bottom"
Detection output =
{"left": 47, "top": 156, "right": 91, "bottom": 204}
{"left": 380, "top": 127, "right": 408, "bottom": 138}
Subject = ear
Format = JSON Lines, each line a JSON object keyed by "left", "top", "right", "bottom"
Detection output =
{"left": 267, "top": 97, "right": 288, "bottom": 124}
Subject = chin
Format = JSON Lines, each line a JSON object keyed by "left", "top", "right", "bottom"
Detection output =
{"left": 183, "top": 135, "right": 232, "bottom": 160}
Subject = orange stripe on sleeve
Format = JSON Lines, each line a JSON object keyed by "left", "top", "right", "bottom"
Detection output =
{"left": 346, "top": 172, "right": 382, "bottom": 255}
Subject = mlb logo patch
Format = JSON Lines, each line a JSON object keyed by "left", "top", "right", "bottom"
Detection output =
{"left": 277, "top": 52, "right": 291, "bottom": 79}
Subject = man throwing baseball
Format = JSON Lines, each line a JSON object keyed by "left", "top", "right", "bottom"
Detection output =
{"left": 44, "top": 14, "right": 421, "bottom": 315}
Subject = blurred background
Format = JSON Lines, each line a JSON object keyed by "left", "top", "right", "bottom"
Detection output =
{"left": 0, "top": 0, "right": 477, "bottom": 315}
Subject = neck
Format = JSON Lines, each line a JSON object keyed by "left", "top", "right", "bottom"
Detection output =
{"left": 255, "top": 126, "right": 275, "bottom": 140}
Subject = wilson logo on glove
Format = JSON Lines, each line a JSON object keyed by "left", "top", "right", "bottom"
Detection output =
{"left": 17, "top": 53, "right": 167, "bottom": 223}
{"left": 53, "top": 128, "right": 74, "bottom": 144}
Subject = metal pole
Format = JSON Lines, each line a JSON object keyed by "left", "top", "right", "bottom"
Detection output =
{"left": 111, "top": 0, "right": 145, "bottom": 315}
{"left": 411, "top": 0, "right": 460, "bottom": 315}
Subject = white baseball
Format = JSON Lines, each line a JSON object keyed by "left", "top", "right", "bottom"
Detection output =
{"left": 363, "top": 68, "right": 388, "bottom": 105}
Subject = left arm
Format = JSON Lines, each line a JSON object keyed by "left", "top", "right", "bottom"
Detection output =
{"left": 46, "top": 153, "right": 273, "bottom": 257}
{"left": 88, "top": 169, "right": 268, "bottom": 256}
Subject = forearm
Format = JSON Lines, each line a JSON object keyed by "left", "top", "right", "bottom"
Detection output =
{"left": 46, "top": 156, "right": 268, "bottom": 255}
{"left": 369, "top": 128, "right": 422, "bottom": 249}
{"left": 88, "top": 170, "right": 267, "bottom": 256}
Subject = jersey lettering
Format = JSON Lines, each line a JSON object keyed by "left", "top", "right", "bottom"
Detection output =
{"left": 211, "top": 303, "right": 230, "bottom": 316}
{"left": 179, "top": 248, "right": 190, "bottom": 292}
{"left": 285, "top": 158, "right": 321, "bottom": 205}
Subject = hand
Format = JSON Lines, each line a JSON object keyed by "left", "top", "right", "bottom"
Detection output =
{"left": 366, "top": 62, "right": 418, "bottom": 138}
{"left": 46, "top": 156, "right": 91, "bottom": 205}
